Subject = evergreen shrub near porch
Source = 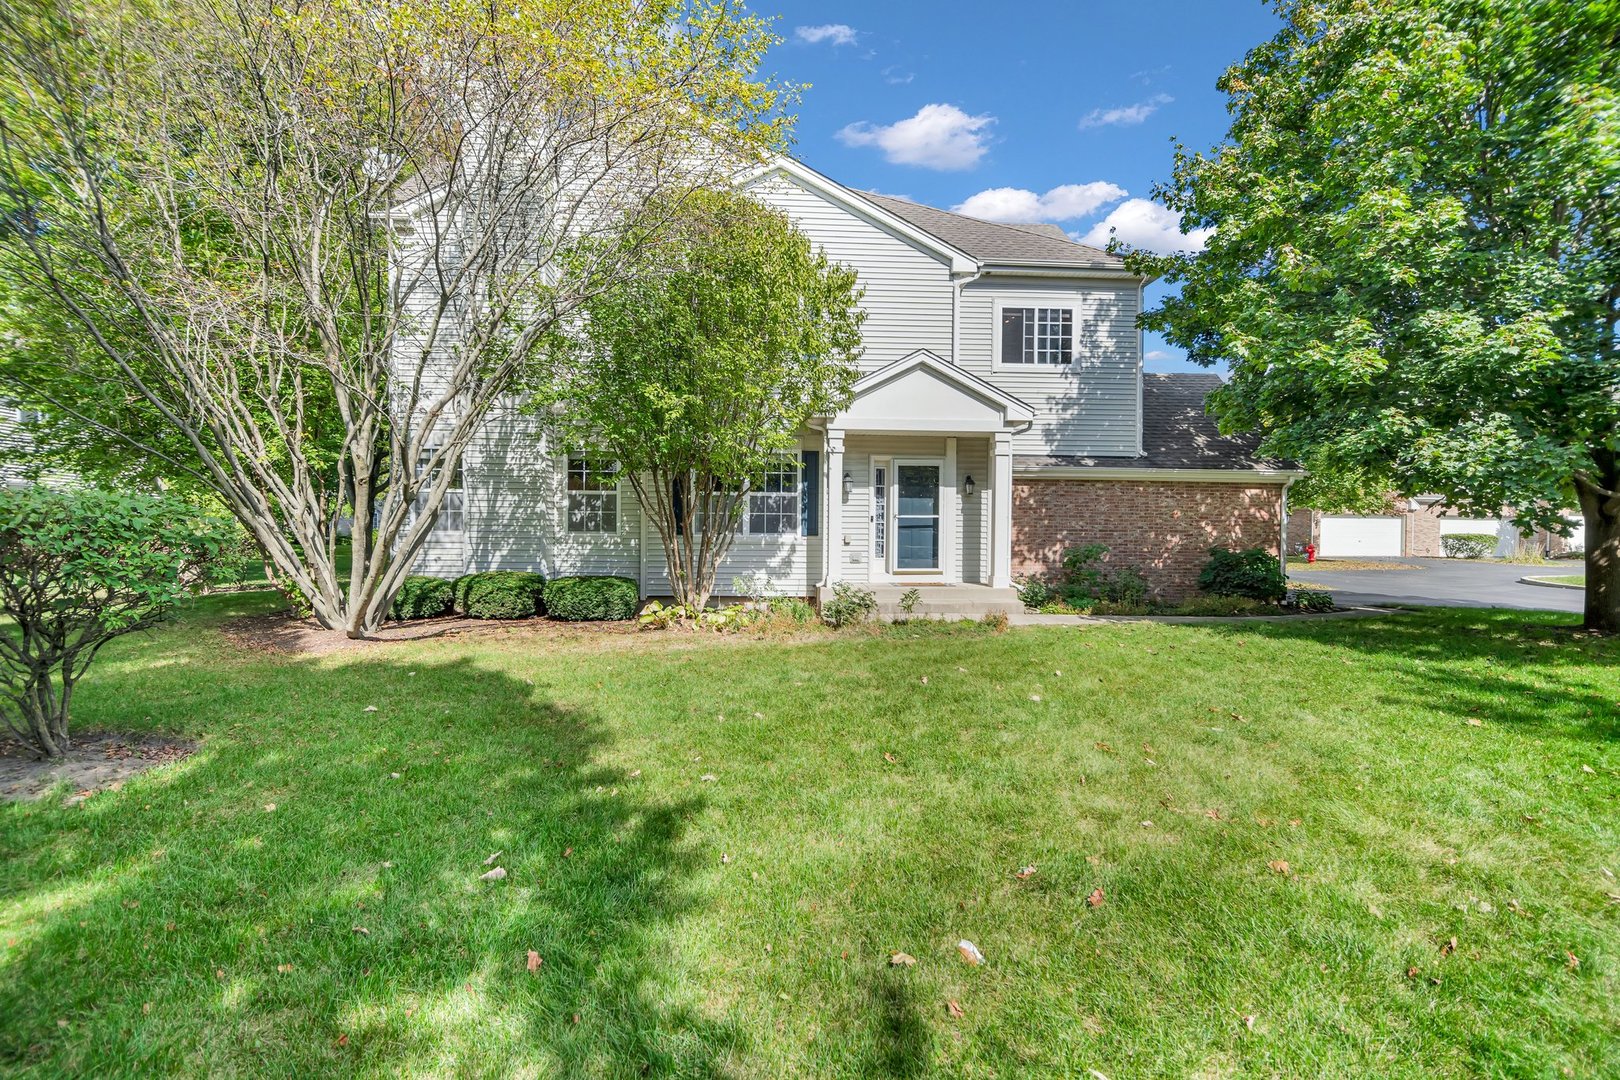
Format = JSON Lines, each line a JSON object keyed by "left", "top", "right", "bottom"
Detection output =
{"left": 452, "top": 572, "right": 547, "bottom": 619}
{"left": 544, "top": 575, "right": 639, "bottom": 621}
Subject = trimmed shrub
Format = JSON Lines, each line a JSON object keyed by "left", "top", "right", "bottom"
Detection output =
{"left": 821, "top": 582, "right": 877, "bottom": 627}
{"left": 390, "top": 575, "right": 453, "bottom": 620}
{"left": 452, "top": 571, "right": 547, "bottom": 619}
{"left": 544, "top": 575, "right": 638, "bottom": 621}
{"left": 1198, "top": 547, "right": 1287, "bottom": 602}
{"left": 1441, "top": 533, "right": 1497, "bottom": 559}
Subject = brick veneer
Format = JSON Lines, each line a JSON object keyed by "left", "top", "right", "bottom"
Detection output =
{"left": 1012, "top": 478, "right": 1286, "bottom": 600}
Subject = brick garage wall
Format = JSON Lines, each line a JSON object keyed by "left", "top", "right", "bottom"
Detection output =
{"left": 1013, "top": 478, "right": 1286, "bottom": 600}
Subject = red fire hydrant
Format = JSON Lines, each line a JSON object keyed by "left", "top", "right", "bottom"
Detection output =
{"left": 1305, "top": 543, "right": 1317, "bottom": 564}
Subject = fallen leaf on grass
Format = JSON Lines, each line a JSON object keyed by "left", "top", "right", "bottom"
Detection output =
{"left": 1405, "top": 966, "right": 1419, "bottom": 979}
{"left": 352, "top": 926, "right": 369, "bottom": 936}
{"left": 945, "top": 1000, "right": 965, "bottom": 1019}
{"left": 1094, "top": 741, "right": 1114, "bottom": 754}
{"left": 1440, "top": 936, "right": 1457, "bottom": 957}
{"left": 628, "top": 769, "right": 642, "bottom": 779}
{"left": 957, "top": 940, "right": 985, "bottom": 966}
{"left": 883, "top": 752, "right": 898, "bottom": 764}
{"left": 562, "top": 847, "right": 573, "bottom": 858}
{"left": 1204, "top": 808, "right": 1222, "bottom": 820}
{"left": 1014, "top": 865, "right": 1037, "bottom": 880}
{"left": 1566, "top": 952, "right": 1581, "bottom": 971}
{"left": 889, "top": 952, "right": 917, "bottom": 967}
{"left": 1466, "top": 717, "right": 1483, "bottom": 728}
{"left": 1087, "top": 887, "right": 1105, "bottom": 908}
{"left": 480, "top": 867, "right": 507, "bottom": 882}
{"left": 483, "top": 851, "right": 502, "bottom": 865}
{"left": 1268, "top": 860, "right": 1291, "bottom": 876}
{"left": 700, "top": 773, "right": 717, "bottom": 782}
{"left": 364, "top": 706, "right": 378, "bottom": 713}
{"left": 527, "top": 950, "right": 543, "bottom": 974}
{"left": 263, "top": 803, "right": 276, "bottom": 812}
{"left": 276, "top": 963, "right": 294, "bottom": 973}
{"left": 336, "top": 1033, "right": 349, "bottom": 1048}
{"left": 1242, "top": 1014, "right": 1255, "bottom": 1030}
{"left": 1581, "top": 765, "right": 1596, "bottom": 774}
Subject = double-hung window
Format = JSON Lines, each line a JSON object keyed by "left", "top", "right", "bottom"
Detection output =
{"left": 744, "top": 457, "right": 800, "bottom": 536}
{"left": 999, "top": 306, "right": 1074, "bottom": 366}
{"left": 566, "top": 455, "right": 619, "bottom": 533}
{"left": 414, "top": 448, "right": 464, "bottom": 532}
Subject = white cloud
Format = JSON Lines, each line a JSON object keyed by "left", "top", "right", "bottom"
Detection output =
{"left": 837, "top": 104, "right": 994, "bottom": 170}
{"left": 1078, "top": 93, "right": 1173, "bottom": 129}
{"left": 795, "top": 24, "right": 857, "bottom": 46}
{"left": 882, "top": 65, "right": 914, "bottom": 85}
{"left": 952, "top": 182, "right": 1127, "bottom": 223}
{"left": 1144, "top": 349, "right": 1174, "bottom": 362}
{"left": 1077, "top": 198, "right": 1213, "bottom": 255}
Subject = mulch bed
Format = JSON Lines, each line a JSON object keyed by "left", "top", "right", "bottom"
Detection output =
{"left": 220, "top": 611, "right": 645, "bottom": 657}
{"left": 0, "top": 733, "right": 197, "bottom": 804}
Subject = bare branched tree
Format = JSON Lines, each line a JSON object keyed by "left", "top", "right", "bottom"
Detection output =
{"left": 0, "top": 0, "right": 788, "bottom": 635}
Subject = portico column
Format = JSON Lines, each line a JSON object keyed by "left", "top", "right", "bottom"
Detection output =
{"left": 822, "top": 428, "right": 844, "bottom": 587}
{"left": 991, "top": 431, "right": 1014, "bottom": 588}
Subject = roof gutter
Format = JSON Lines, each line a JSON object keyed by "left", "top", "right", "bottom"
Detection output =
{"left": 1013, "top": 466, "right": 1307, "bottom": 484}
{"left": 976, "top": 263, "right": 1143, "bottom": 282}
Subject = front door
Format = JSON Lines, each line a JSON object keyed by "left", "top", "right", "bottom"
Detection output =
{"left": 894, "top": 461, "right": 942, "bottom": 571}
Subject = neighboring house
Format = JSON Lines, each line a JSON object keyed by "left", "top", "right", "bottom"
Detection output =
{"left": 393, "top": 158, "right": 1300, "bottom": 608}
{"left": 1291, "top": 498, "right": 1584, "bottom": 558}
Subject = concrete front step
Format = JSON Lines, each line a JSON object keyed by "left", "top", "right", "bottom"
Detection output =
{"left": 817, "top": 584, "right": 1022, "bottom": 620}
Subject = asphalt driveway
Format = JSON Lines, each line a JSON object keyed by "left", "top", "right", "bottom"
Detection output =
{"left": 1291, "top": 557, "right": 1585, "bottom": 613}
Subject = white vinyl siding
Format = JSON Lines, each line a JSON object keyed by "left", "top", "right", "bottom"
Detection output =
{"left": 837, "top": 434, "right": 991, "bottom": 585}
{"left": 746, "top": 174, "right": 954, "bottom": 371}
{"left": 958, "top": 278, "right": 1140, "bottom": 457}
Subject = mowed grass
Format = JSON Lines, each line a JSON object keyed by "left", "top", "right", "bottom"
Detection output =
{"left": 1, "top": 597, "right": 1617, "bottom": 1077}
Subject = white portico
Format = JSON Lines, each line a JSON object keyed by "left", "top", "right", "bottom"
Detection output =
{"left": 817, "top": 350, "right": 1033, "bottom": 592}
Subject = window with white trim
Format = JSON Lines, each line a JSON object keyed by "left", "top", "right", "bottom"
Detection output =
{"left": 744, "top": 457, "right": 800, "bottom": 536}
{"left": 999, "top": 306, "right": 1073, "bottom": 365}
{"left": 566, "top": 455, "right": 619, "bottom": 533}
{"left": 414, "top": 448, "right": 464, "bottom": 532}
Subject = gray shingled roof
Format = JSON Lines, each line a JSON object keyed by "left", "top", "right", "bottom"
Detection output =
{"left": 861, "top": 191, "right": 1127, "bottom": 270}
{"left": 1015, "top": 374, "right": 1291, "bottom": 473}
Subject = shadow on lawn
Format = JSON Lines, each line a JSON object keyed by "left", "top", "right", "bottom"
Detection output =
{"left": 0, "top": 649, "right": 736, "bottom": 1075}
{"left": 1199, "top": 609, "right": 1620, "bottom": 740}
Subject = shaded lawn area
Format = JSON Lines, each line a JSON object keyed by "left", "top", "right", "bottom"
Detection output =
{"left": 1, "top": 597, "right": 1616, "bottom": 1077}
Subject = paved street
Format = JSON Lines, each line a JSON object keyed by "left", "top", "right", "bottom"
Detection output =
{"left": 1291, "top": 558, "right": 1585, "bottom": 613}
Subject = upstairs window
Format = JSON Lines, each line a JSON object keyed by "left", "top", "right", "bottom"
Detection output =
{"left": 414, "top": 448, "right": 464, "bottom": 532}
{"left": 566, "top": 455, "right": 619, "bottom": 533}
{"left": 1000, "top": 306, "right": 1073, "bottom": 366}
{"left": 745, "top": 457, "right": 801, "bottom": 536}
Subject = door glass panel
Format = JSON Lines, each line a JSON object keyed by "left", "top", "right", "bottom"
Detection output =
{"left": 895, "top": 464, "right": 939, "bottom": 569}
{"left": 873, "top": 465, "right": 887, "bottom": 559}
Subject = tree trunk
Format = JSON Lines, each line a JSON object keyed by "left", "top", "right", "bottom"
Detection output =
{"left": 1581, "top": 496, "right": 1619, "bottom": 635}
{"left": 16, "top": 668, "right": 69, "bottom": 759}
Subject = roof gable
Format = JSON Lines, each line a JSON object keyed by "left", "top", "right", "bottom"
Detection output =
{"left": 832, "top": 349, "right": 1035, "bottom": 432}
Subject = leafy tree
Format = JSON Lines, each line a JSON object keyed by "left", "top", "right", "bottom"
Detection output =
{"left": 0, "top": 0, "right": 789, "bottom": 636}
{"left": 0, "top": 486, "right": 239, "bottom": 758}
{"left": 537, "top": 189, "right": 865, "bottom": 611}
{"left": 1132, "top": 0, "right": 1620, "bottom": 631}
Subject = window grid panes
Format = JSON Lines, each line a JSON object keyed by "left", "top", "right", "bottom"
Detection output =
{"left": 746, "top": 458, "right": 800, "bottom": 536}
{"left": 1001, "top": 307, "right": 1073, "bottom": 365}
{"left": 414, "top": 448, "right": 465, "bottom": 532}
{"left": 567, "top": 455, "right": 618, "bottom": 533}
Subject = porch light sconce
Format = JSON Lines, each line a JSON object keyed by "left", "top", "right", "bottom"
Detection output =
{"left": 842, "top": 471, "right": 853, "bottom": 498}
{"left": 963, "top": 474, "right": 977, "bottom": 498}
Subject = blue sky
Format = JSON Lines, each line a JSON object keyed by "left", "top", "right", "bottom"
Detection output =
{"left": 757, "top": 1, "right": 1286, "bottom": 373}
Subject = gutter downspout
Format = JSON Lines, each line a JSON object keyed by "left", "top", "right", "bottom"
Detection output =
{"left": 1280, "top": 476, "right": 1297, "bottom": 577}
{"left": 951, "top": 269, "right": 985, "bottom": 364}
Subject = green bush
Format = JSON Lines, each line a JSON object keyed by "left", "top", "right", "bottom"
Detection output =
{"left": 1015, "top": 577, "right": 1052, "bottom": 609}
{"left": 544, "top": 575, "right": 639, "bottom": 621}
{"left": 1197, "top": 547, "right": 1287, "bottom": 602}
{"left": 1285, "top": 587, "right": 1337, "bottom": 613}
{"left": 821, "top": 582, "right": 877, "bottom": 627}
{"left": 1441, "top": 533, "right": 1497, "bottom": 559}
{"left": 390, "top": 575, "right": 453, "bottom": 620}
{"left": 1052, "top": 544, "right": 1153, "bottom": 607}
{"left": 452, "top": 571, "right": 547, "bottom": 619}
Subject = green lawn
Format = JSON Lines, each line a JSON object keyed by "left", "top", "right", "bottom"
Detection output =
{"left": 1531, "top": 574, "right": 1586, "bottom": 588}
{"left": 2, "top": 597, "right": 1616, "bottom": 1077}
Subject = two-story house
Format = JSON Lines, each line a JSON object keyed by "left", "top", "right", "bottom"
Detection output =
{"left": 401, "top": 158, "right": 1301, "bottom": 610}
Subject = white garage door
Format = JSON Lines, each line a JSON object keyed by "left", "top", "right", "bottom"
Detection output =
{"left": 1438, "top": 517, "right": 1503, "bottom": 536}
{"left": 1318, "top": 516, "right": 1404, "bottom": 557}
